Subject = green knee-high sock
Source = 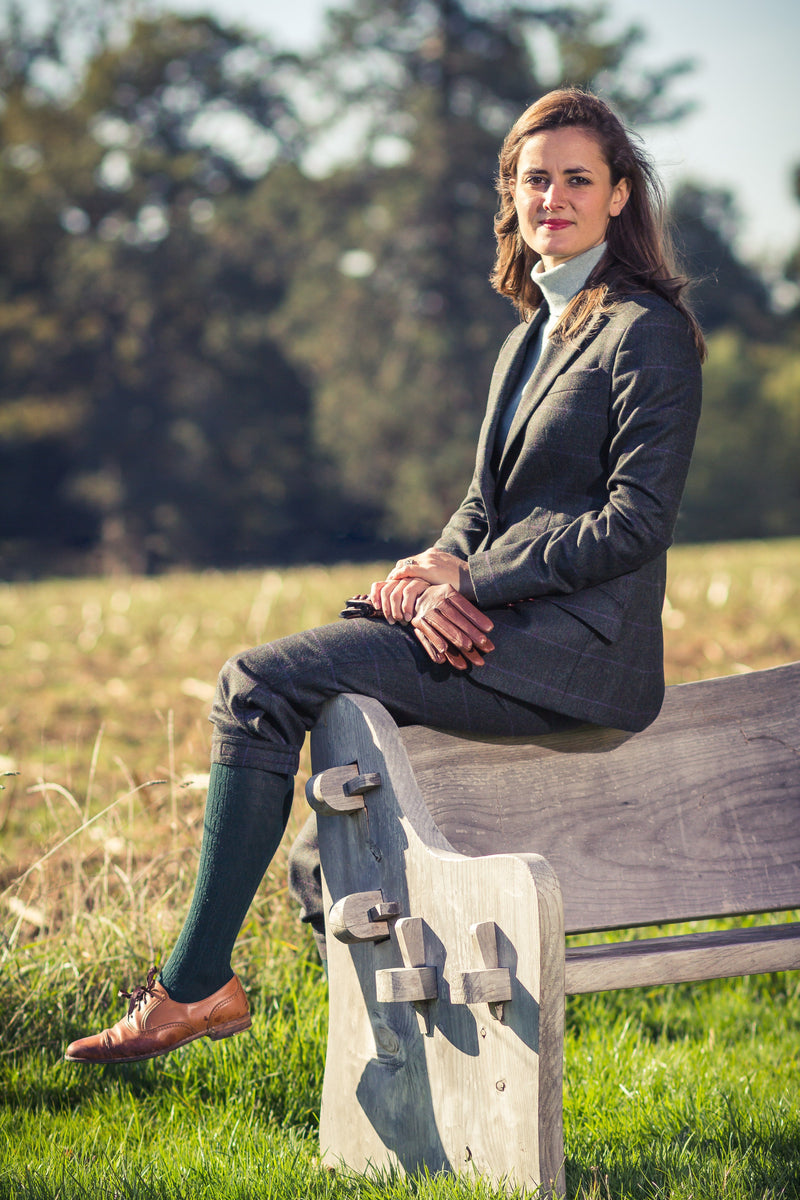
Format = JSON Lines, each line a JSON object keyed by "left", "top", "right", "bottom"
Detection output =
{"left": 160, "top": 762, "right": 293, "bottom": 1003}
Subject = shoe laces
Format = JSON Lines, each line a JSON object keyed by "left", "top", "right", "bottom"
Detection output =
{"left": 119, "top": 965, "right": 158, "bottom": 1016}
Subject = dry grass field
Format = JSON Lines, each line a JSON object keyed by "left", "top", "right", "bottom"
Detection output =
{"left": 2, "top": 540, "right": 799, "bottom": 973}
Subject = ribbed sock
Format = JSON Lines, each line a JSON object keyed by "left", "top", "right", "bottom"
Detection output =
{"left": 160, "top": 762, "right": 293, "bottom": 1003}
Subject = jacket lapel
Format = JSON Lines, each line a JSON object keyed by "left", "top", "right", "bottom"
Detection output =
{"left": 476, "top": 311, "right": 546, "bottom": 494}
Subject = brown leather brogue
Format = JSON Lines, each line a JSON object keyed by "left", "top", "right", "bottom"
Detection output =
{"left": 64, "top": 970, "right": 251, "bottom": 1064}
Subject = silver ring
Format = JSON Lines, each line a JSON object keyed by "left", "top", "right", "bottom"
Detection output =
{"left": 403, "top": 557, "right": 417, "bottom": 566}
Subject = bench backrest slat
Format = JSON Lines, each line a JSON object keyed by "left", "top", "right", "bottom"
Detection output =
{"left": 397, "top": 663, "right": 800, "bottom": 934}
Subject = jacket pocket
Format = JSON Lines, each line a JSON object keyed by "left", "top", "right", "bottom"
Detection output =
{"left": 546, "top": 367, "right": 609, "bottom": 396}
{"left": 548, "top": 576, "right": 632, "bottom": 643}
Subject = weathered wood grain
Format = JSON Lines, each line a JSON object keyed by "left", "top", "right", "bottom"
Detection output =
{"left": 308, "top": 663, "right": 800, "bottom": 1197}
{"left": 472, "top": 920, "right": 511, "bottom": 1020}
{"left": 450, "top": 968, "right": 513, "bottom": 1005}
{"left": 397, "top": 662, "right": 800, "bottom": 933}
{"left": 310, "top": 695, "right": 567, "bottom": 1197}
{"left": 306, "top": 764, "right": 365, "bottom": 815}
{"left": 376, "top": 966, "right": 439, "bottom": 1003}
{"left": 395, "top": 917, "right": 428, "bottom": 968}
{"left": 472, "top": 921, "right": 502, "bottom": 970}
{"left": 328, "top": 890, "right": 395, "bottom": 943}
{"left": 566, "top": 921, "right": 800, "bottom": 993}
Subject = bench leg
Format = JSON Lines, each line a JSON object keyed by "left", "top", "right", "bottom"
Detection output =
{"left": 314, "top": 773, "right": 566, "bottom": 1196}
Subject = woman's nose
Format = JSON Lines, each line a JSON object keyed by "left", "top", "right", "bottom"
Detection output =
{"left": 542, "top": 183, "right": 564, "bottom": 209}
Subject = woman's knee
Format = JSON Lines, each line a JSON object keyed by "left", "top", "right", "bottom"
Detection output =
{"left": 214, "top": 630, "right": 332, "bottom": 742}
{"left": 216, "top": 642, "right": 283, "bottom": 705}
{"left": 212, "top": 644, "right": 283, "bottom": 735}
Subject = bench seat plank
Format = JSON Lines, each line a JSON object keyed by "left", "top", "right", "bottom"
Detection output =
{"left": 565, "top": 920, "right": 800, "bottom": 994}
{"left": 398, "top": 663, "right": 800, "bottom": 934}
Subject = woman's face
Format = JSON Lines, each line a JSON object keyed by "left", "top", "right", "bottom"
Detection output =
{"left": 510, "top": 126, "right": 630, "bottom": 271}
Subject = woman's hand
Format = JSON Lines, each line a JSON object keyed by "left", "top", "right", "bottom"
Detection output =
{"left": 364, "top": 571, "right": 495, "bottom": 669}
{"left": 411, "top": 584, "right": 494, "bottom": 670}
{"left": 386, "top": 548, "right": 467, "bottom": 593}
{"left": 368, "top": 576, "right": 430, "bottom": 624}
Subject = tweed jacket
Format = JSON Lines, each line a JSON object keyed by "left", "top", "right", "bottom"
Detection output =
{"left": 435, "top": 290, "right": 702, "bottom": 731}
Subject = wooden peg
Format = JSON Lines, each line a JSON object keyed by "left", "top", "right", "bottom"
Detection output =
{"left": 306, "top": 765, "right": 366, "bottom": 815}
{"left": 396, "top": 917, "right": 427, "bottom": 968}
{"left": 375, "top": 966, "right": 438, "bottom": 1003}
{"left": 375, "top": 917, "right": 438, "bottom": 1005}
{"left": 343, "top": 772, "right": 382, "bottom": 797}
{"left": 472, "top": 920, "right": 502, "bottom": 969}
{"left": 328, "top": 890, "right": 401, "bottom": 943}
{"left": 450, "top": 921, "right": 513, "bottom": 1018}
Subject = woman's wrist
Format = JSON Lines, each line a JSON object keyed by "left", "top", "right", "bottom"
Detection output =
{"left": 457, "top": 561, "right": 477, "bottom": 604}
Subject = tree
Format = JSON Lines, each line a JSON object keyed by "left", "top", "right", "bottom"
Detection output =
{"left": 0, "top": 10, "right": 325, "bottom": 573}
{"left": 680, "top": 330, "right": 800, "bottom": 541}
{"left": 781, "top": 162, "right": 800, "bottom": 318}
{"left": 669, "top": 183, "right": 774, "bottom": 338}
{"left": 0, "top": 10, "right": 103, "bottom": 569}
{"left": 670, "top": 179, "right": 799, "bottom": 543}
{"left": 1, "top": 0, "right": 716, "bottom": 572}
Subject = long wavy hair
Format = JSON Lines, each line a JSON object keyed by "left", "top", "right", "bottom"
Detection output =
{"left": 491, "top": 88, "right": 706, "bottom": 359}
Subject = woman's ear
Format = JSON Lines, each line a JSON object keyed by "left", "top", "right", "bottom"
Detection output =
{"left": 610, "top": 177, "right": 631, "bottom": 217}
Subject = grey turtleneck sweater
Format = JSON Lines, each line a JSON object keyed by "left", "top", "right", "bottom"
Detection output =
{"left": 495, "top": 242, "right": 606, "bottom": 450}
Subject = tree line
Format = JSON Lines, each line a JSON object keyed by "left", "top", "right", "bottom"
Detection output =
{"left": 1, "top": 0, "right": 798, "bottom": 577}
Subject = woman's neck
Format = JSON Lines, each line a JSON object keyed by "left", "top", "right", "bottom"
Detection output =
{"left": 533, "top": 243, "right": 606, "bottom": 319}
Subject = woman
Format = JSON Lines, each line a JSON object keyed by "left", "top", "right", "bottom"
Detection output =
{"left": 65, "top": 88, "right": 704, "bottom": 1064}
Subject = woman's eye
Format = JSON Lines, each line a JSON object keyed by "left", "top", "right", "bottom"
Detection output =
{"left": 569, "top": 176, "right": 591, "bottom": 186}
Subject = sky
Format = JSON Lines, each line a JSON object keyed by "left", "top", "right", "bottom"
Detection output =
{"left": 160, "top": 0, "right": 799, "bottom": 274}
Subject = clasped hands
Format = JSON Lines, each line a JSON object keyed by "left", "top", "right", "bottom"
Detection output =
{"left": 366, "top": 548, "right": 494, "bottom": 670}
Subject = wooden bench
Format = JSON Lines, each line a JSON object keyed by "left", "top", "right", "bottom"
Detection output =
{"left": 303, "top": 661, "right": 800, "bottom": 1196}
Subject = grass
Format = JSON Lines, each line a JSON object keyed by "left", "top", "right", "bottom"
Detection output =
{"left": 1, "top": 541, "right": 799, "bottom": 1199}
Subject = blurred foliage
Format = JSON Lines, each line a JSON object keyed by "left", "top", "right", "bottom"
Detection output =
{"left": 0, "top": 0, "right": 798, "bottom": 575}
{"left": 681, "top": 330, "right": 800, "bottom": 542}
{"left": 0, "top": 6, "right": 329, "bottom": 573}
{"left": 670, "top": 183, "right": 775, "bottom": 338}
{"left": 783, "top": 162, "right": 800, "bottom": 304}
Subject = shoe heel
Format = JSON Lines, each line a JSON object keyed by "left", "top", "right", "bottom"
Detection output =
{"left": 208, "top": 1015, "right": 252, "bottom": 1041}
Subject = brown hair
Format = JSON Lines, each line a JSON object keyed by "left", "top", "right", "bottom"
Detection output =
{"left": 491, "top": 88, "right": 706, "bottom": 360}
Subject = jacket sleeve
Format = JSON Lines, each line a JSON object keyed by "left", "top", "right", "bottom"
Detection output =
{"left": 467, "top": 303, "right": 702, "bottom": 608}
{"left": 434, "top": 469, "right": 489, "bottom": 559}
